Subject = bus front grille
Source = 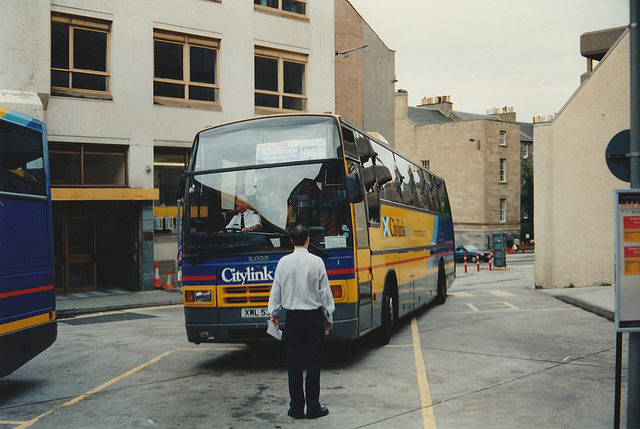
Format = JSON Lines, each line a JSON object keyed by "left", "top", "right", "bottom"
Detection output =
{"left": 220, "top": 285, "right": 271, "bottom": 305}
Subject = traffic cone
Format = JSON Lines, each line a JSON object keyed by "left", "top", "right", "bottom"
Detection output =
{"left": 154, "top": 262, "right": 161, "bottom": 289}
{"left": 163, "top": 269, "right": 174, "bottom": 291}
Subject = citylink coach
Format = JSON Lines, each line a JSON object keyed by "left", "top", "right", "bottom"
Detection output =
{"left": 179, "top": 114, "right": 454, "bottom": 345}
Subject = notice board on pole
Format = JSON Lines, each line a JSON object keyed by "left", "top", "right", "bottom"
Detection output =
{"left": 615, "top": 189, "right": 640, "bottom": 332}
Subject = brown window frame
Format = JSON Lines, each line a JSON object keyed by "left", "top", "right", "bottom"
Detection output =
{"left": 51, "top": 13, "right": 111, "bottom": 98}
{"left": 153, "top": 30, "right": 220, "bottom": 109}
{"left": 49, "top": 143, "right": 128, "bottom": 187}
{"left": 254, "top": 47, "right": 307, "bottom": 113}
{"left": 254, "top": 0, "right": 307, "bottom": 17}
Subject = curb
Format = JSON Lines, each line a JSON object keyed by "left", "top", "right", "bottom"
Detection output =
{"left": 57, "top": 294, "right": 183, "bottom": 319}
{"left": 554, "top": 294, "right": 614, "bottom": 322}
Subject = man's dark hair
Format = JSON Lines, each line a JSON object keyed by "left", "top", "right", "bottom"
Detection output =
{"left": 290, "top": 225, "right": 309, "bottom": 246}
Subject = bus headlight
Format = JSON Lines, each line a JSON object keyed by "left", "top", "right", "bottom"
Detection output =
{"left": 185, "top": 290, "right": 213, "bottom": 303}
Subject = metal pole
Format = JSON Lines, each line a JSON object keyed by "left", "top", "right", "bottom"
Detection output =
{"left": 616, "top": 332, "right": 623, "bottom": 429}
{"left": 631, "top": 0, "right": 640, "bottom": 189}
{"left": 628, "top": 1, "right": 640, "bottom": 427}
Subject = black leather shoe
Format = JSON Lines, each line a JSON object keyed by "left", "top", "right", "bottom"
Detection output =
{"left": 287, "top": 408, "right": 305, "bottom": 419}
{"left": 306, "top": 406, "right": 329, "bottom": 419}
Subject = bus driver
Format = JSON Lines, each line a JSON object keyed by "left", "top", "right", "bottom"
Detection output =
{"left": 225, "top": 196, "right": 261, "bottom": 232}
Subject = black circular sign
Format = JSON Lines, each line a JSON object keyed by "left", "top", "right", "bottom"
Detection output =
{"left": 606, "top": 129, "right": 631, "bottom": 183}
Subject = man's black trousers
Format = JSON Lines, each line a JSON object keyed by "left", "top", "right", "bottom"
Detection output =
{"left": 284, "top": 308, "right": 325, "bottom": 415}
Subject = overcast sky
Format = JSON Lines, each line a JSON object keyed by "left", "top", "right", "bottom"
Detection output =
{"left": 347, "top": 0, "right": 629, "bottom": 123}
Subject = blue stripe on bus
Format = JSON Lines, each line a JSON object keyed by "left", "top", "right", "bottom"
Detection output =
{"left": 182, "top": 250, "right": 355, "bottom": 286}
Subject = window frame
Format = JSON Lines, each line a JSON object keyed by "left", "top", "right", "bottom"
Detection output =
{"left": 254, "top": 47, "right": 307, "bottom": 113}
{"left": 153, "top": 147, "right": 190, "bottom": 208}
{"left": 254, "top": 0, "right": 307, "bottom": 17}
{"left": 153, "top": 30, "right": 220, "bottom": 109}
{"left": 499, "top": 158, "right": 507, "bottom": 183}
{"left": 49, "top": 142, "right": 128, "bottom": 187}
{"left": 50, "top": 13, "right": 111, "bottom": 98}
{"left": 499, "top": 199, "right": 507, "bottom": 223}
{"left": 499, "top": 131, "right": 507, "bottom": 146}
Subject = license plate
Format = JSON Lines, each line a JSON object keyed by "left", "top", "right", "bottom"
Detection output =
{"left": 241, "top": 307, "right": 270, "bottom": 318}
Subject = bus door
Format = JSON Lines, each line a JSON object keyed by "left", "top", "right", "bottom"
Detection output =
{"left": 349, "top": 160, "right": 373, "bottom": 334}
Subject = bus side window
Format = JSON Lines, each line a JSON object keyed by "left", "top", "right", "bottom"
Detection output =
{"left": 372, "top": 144, "right": 401, "bottom": 204}
{"left": 356, "top": 136, "right": 380, "bottom": 223}
{"left": 341, "top": 126, "right": 358, "bottom": 160}
{"left": 415, "top": 168, "right": 429, "bottom": 210}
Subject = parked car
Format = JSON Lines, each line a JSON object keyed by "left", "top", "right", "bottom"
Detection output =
{"left": 455, "top": 244, "right": 492, "bottom": 263}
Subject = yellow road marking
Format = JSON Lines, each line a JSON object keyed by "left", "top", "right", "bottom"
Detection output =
{"left": 411, "top": 318, "right": 437, "bottom": 429}
{"left": 12, "top": 347, "right": 239, "bottom": 428}
{"left": 502, "top": 301, "right": 519, "bottom": 310}
{"left": 449, "top": 291, "right": 475, "bottom": 297}
{"left": 488, "top": 290, "right": 515, "bottom": 297}
{"left": 466, "top": 303, "right": 479, "bottom": 312}
{"left": 456, "top": 307, "right": 577, "bottom": 314}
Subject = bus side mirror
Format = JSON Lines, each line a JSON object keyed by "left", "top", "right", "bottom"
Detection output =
{"left": 345, "top": 173, "right": 363, "bottom": 204}
{"left": 175, "top": 172, "right": 186, "bottom": 201}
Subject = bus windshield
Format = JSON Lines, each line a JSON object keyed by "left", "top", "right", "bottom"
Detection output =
{"left": 184, "top": 116, "right": 351, "bottom": 257}
{"left": 193, "top": 115, "right": 341, "bottom": 172}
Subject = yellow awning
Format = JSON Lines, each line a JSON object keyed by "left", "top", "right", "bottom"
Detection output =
{"left": 52, "top": 188, "right": 159, "bottom": 201}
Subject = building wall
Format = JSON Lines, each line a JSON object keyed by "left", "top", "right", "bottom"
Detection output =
{"left": 534, "top": 31, "right": 629, "bottom": 288}
{"left": 395, "top": 92, "right": 521, "bottom": 249}
{"left": 335, "top": 0, "right": 395, "bottom": 146}
{"left": 1, "top": 0, "right": 336, "bottom": 290}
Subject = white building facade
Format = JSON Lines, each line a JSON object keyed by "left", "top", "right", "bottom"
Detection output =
{"left": 1, "top": 0, "right": 335, "bottom": 292}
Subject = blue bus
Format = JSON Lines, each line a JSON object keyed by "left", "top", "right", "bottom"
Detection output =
{"left": 0, "top": 106, "right": 56, "bottom": 377}
{"left": 180, "top": 114, "right": 455, "bottom": 345}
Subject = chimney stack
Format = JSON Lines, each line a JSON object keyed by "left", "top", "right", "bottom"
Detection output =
{"left": 419, "top": 95, "right": 453, "bottom": 118}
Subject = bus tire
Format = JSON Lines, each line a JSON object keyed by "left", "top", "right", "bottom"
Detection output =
{"left": 434, "top": 260, "right": 447, "bottom": 305}
{"left": 377, "top": 291, "right": 394, "bottom": 345}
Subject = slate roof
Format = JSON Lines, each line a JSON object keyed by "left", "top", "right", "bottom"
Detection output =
{"left": 408, "top": 106, "right": 534, "bottom": 146}
{"left": 407, "top": 107, "right": 452, "bottom": 125}
{"left": 519, "top": 122, "right": 533, "bottom": 143}
{"left": 408, "top": 106, "right": 501, "bottom": 125}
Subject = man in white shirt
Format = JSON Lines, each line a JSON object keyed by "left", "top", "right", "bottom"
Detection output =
{"left": 268, "top": 225, "right": 335, "bottom": 420}
{"left": 225, "top": 196, "right": 261, "bottom": 232}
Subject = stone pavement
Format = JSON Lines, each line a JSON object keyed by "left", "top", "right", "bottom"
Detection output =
{"left": 56, "top": 288, "right": 183, "bottom": 318}
{"left": 55, "top": 252, "right": 616, "bottom": 322}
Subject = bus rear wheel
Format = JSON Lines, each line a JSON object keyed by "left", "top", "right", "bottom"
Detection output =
{"left": 434, "top": 262, "right": 447, "bottom": 305}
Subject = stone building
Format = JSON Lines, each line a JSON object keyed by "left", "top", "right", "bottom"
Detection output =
{"left": 534, "top": 27, "right": 629, "bottom": 288}
{"left": 335, "top": 0, "right": 396, "bottom": 146}
{"left": 395, "top": 92, "right": 522, "bottom": 249}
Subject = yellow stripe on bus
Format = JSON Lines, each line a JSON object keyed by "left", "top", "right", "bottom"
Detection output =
{"left": 0, "top": 312, "right": 55, "bottom": 336}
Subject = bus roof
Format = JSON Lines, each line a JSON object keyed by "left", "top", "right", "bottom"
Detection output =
{"left": 0, "top": 106, "right": 46, "bottom": 134}
{"left": 197, "top": 113, "right": 341, "bottom": 135}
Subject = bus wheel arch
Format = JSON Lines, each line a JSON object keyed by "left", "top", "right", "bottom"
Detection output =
{"left": 434, "top": 258, "right": 447, "bottom": 305}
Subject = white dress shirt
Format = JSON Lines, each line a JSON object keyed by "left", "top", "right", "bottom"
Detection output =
{"left": 226, "top": 210, "right": 261, "bottom": 230}
{"left": 268, "top": 248, "right": 335, "bottom": 322}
